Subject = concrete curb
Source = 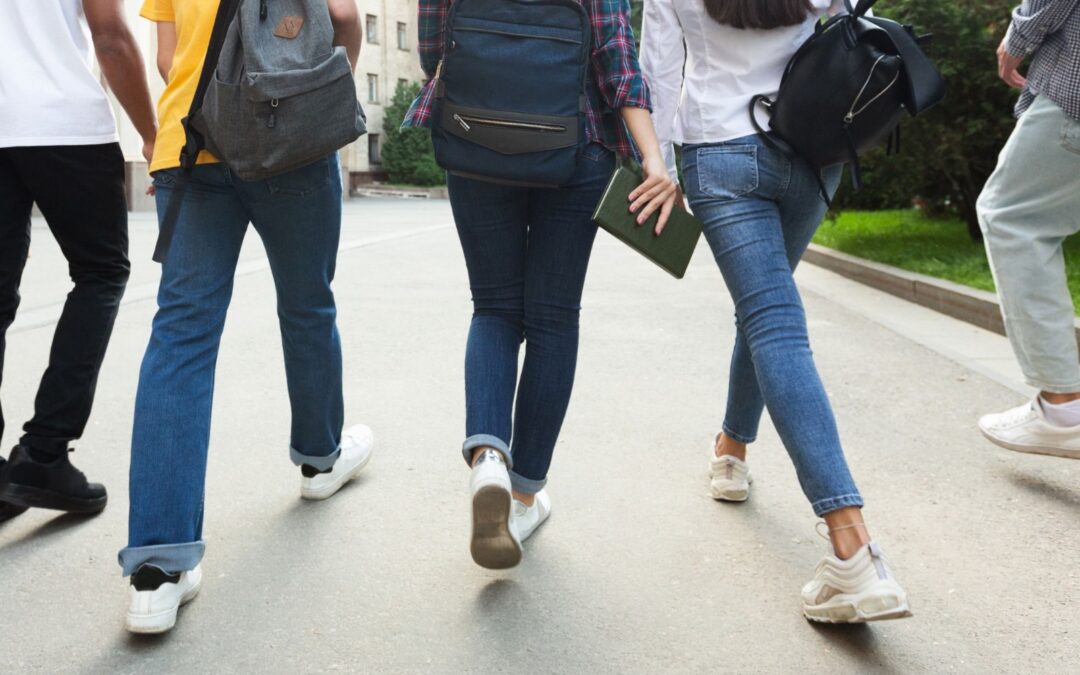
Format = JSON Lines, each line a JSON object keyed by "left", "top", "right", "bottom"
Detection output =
{"left": 802, "top": 243, "right": 1080, "bottom": 345}
{"left": 352, "top": 186, "right": 449, "bottom": 199}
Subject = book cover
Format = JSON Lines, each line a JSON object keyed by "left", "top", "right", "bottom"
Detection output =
{"left": 591, "top": 167, "right": 703, "bottom": 279}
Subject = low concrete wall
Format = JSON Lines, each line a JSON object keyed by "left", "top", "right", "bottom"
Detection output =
{"left": 802, "top": 243, "right": 1080, "bottom": 346}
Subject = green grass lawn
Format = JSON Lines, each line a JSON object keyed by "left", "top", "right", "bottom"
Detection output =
{"left": 813, "top": 209, "right": 1080, "bottom": 314}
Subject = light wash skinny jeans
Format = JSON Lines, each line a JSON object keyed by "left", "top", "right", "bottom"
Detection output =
{"left": 684, "top": 135, "right": 862, "bottom": 517}
{"left": 978, "top": 96, "right": 1080, "bottom": 393}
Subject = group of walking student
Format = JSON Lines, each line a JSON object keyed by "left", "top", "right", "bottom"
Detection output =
{"left": 1, "top": 0, "right": 1077, "bottom": 635}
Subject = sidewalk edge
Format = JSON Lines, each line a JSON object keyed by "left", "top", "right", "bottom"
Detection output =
{"left": 803, "top": 244, "right": 1080, "bottom": 346}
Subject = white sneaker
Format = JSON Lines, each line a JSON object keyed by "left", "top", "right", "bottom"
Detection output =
{"left": 511, "top": 489, "right": 551, "bottom": 543}
{"left": 125, "top": 564, "right": 203, "bottom": 634}
{"left": 469, "top": 449, "right": 522, "bottom": 569}
{"left": 979, "top": 399, "right": 1080, "bottom": 460}
{"left": 301, "top": 424, "right": 374, "bottom": 501}
{"left": 801, "top": 542, "right": 912, "bottom": 623}
{"left": 709, "top": 447, "right": 752, "bottom": 502}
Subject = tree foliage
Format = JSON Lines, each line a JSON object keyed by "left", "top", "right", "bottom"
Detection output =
{"left": 380, "top": 81, "right": 445, "bottom": 187}
{"left": 833, "top": 0, "right": 1018, "bottom": 238}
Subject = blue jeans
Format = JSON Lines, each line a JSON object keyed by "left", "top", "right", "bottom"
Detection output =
{"left": 447, "top": 144, "right": 614, "bottom": 495}
{"left": 684, "top": 136, "right": 863, "bottom": 517}
{"left": 119, "top": 155, "right": 345, "bottom": 575}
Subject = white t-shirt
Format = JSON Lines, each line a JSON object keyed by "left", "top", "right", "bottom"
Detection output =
{"left": 641, "top": 0, "right": 850, "bottom": 181}
{"left": 0, "top": 0, "right": 119, "bottom": 148}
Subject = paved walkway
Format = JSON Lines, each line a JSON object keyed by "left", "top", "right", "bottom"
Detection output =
{"left": 1, "top": 199, "right": 1077, "bottom": 673}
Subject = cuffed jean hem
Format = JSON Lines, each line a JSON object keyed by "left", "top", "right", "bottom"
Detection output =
{"left": 118, "top": 541, "right": 206, "bottom": 577}
{"left": 509, "top": 470, "right": 546, "bottom": 496}
{"left": 721, "top": 424, "right": 756, "bottom": 445}
{"left": 810, "top": 493, "right": 865, "bottom": 518}
{"left": 1024, "top": 377, "right": 1080, "bottom": 395}
{"left": 290, "top": 445, "right": 341, "bottom": 472}
{"left": 461, "top": 434, "right": 513, "bottom": 470}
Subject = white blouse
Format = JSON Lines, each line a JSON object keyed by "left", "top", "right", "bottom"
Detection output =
{"left": 641, "top": 0, "right": 850, "bottom": 181}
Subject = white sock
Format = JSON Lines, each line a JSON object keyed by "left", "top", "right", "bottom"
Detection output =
{"left": 1038, "top": 396, "right": 1080, "bottom": 428}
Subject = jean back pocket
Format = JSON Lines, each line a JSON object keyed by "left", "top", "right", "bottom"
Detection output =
{"left": 695, "top": 145, "right": 759, "bottom": 200}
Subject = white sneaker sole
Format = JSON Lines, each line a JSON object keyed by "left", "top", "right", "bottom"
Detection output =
{"left": 803, "top": 584, "right": 913, "bottom": 624}
{"left": 125, "top": 577, "right": 203, "bottom": 634}
{"left": 979, "top": 427, "right": 1080, "bottom": 460}
{"left": 710, "top": 478, "right": 751, "bottom": 502}
{"left": 301, "top": 449, "right": 373, "bottom": 501}
{"left": 470, "top": 484, "right": 522, "bottom": 570}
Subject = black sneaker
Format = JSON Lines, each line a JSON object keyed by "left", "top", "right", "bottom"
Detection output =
{"left": 0, "top": 459, "right": 29, "bottom": 523}
{"left": 0, "top": 445, "right": 107, "bottom": 514}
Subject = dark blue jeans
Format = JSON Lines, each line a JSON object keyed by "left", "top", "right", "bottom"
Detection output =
{"left": 448, "top": 144, "right": 614, "bottom": 495}
{"left": 684, "top": 136, "right": 863, "bottom": 517}
{"left": 120, "top": 155, "right": 345, "bottom": 575}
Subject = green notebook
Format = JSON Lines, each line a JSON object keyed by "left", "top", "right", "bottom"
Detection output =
{"left": 592, "top": 167, "right": 703, "bottom": 279}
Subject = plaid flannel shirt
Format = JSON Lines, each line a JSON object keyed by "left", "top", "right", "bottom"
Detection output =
{"left": 1006, "top": 0, "right": 1080, "bottom": 121}
{"left": 402, "top": 0, "right": 652, "bottom": 157}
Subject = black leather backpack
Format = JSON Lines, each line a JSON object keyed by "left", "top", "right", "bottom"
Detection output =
{"left": 750, "top": 0, "right": 945, "bottom": 197}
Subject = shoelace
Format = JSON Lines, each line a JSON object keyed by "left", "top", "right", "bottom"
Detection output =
{"left": 999, "top": 402, "right": 1038, "bottom": 426}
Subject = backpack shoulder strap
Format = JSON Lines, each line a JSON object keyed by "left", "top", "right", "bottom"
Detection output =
{"left": 866, "top": 17, "right": 945, "bottom": 115}
{"left": 153, "top": 0, "right": 243, "bottom": 263}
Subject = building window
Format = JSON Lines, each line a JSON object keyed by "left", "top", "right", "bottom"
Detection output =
{"left": 366, "top": 15, "right": 379, "bottom": 44}
{"left": 397, "top": 22, "right": 408, "bottom": 50}
{"left": 397, "top": 78, "right": 408, "bottom": 95}
{"left": 367, "top": 74, "right": 379, "bottom": 103}
{"left": 369, "top": 134, "right": 381, "bottom": 165}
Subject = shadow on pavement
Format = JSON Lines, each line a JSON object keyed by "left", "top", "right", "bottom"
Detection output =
{"left": 808, "top": 622, "right": 904, "bottom": 674}
{"left": 1006, "top": 470, "right": 1080, "bottom": 515}
{"left": 0, "top": 511, "right": 99, "bottom": 558}
{"left": 473, "top": 577, "right": 522, "bottom": 613}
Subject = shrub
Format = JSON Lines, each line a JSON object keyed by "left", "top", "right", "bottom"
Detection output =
{"left": 380, "top": 81, "right": 445, "bottom": 187}
{"left": 833, "top": 0, "right": 1018, "bottom": 239}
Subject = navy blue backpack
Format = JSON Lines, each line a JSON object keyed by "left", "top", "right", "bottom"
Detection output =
{"left": 430, "top": 0, "right": 591, "bottom": 187}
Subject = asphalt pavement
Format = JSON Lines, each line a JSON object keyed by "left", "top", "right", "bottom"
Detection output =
{"left": 1, "top": 198, "right": 1077, "bottom": 673}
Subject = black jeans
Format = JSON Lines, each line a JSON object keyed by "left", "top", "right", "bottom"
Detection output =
{"left": 0, "top": 144, "right": 130, "bottom": 456}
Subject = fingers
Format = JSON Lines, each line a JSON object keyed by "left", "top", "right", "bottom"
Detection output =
{"left": 654, "top": 196, "right": 675, "bottom": 236}
{"left": 635, "top": 182, "right": 677, "bottom": 226}
{"left": 998, "top": 52, "right": 1027, "bottom": 89}
{"left": 629, "top": 176, "right": 667, "bottom": 210}
{"left": 1000, "top": 65, "right": 1026, "bottom": 88}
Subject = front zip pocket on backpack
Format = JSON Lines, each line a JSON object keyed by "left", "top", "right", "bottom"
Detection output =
{"left": 452, "top": 113, "right": 566, "bottom": 134}
{"left": 453, "top": 25, "right": 583, "bottom": 46}
{"left": 439, "top": 103, "right": 578, "bottom": 156}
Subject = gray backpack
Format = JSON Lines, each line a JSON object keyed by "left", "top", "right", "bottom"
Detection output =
{"left": 154, "top": 0, "right": 367, "bottom": 262}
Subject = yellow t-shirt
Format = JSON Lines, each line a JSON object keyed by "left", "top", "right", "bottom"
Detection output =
{"left": 140, "top": 0, "right": 220, "bottom": 172}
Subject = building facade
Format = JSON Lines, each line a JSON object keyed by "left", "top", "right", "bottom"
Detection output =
{"left": 108, "top": 0, "right": 426, "bottom": 208}
{"left": 348, "top": 0, "right": 425, "bottom": 183}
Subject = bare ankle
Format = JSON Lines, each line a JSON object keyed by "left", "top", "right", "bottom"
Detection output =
{"left": 1040, "top": 391, "right": 1080, "bottom": 405}
{"left": 512, "top": 490, "right": 535, "bottom": 506}
{"left": 715, "top": 433, "right": 747, "bottom": 462}
{"left": 822, "top": 507, "right": 871, "bottom": 560}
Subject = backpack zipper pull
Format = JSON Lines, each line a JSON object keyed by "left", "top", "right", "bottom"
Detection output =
{"left": 267, "top": 99, "right": 279, "bottom": 128}
{"left": 453, "top": 114, "right": 471, "bottom": 132}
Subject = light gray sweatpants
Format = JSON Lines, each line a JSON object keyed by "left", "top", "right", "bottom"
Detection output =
{"left": 978, "top": 96, "right": 1080, "bottom": 393}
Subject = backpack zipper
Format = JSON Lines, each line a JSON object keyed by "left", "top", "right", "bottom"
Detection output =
{"left": 267, "top": 98, "right": 279, "bottom": 128}
{"left": 844, "top": 55, "right": 901, "bottom": 125}
{"left": 453, "top": 114, "right": 565, "bottom": 133}
{"left": 453, "top": 26, "right": 583, "bottom": 45}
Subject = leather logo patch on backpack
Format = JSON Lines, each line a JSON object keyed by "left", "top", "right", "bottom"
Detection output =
{"left": 273, "top": 16, "right": 304, "bottom": 39}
